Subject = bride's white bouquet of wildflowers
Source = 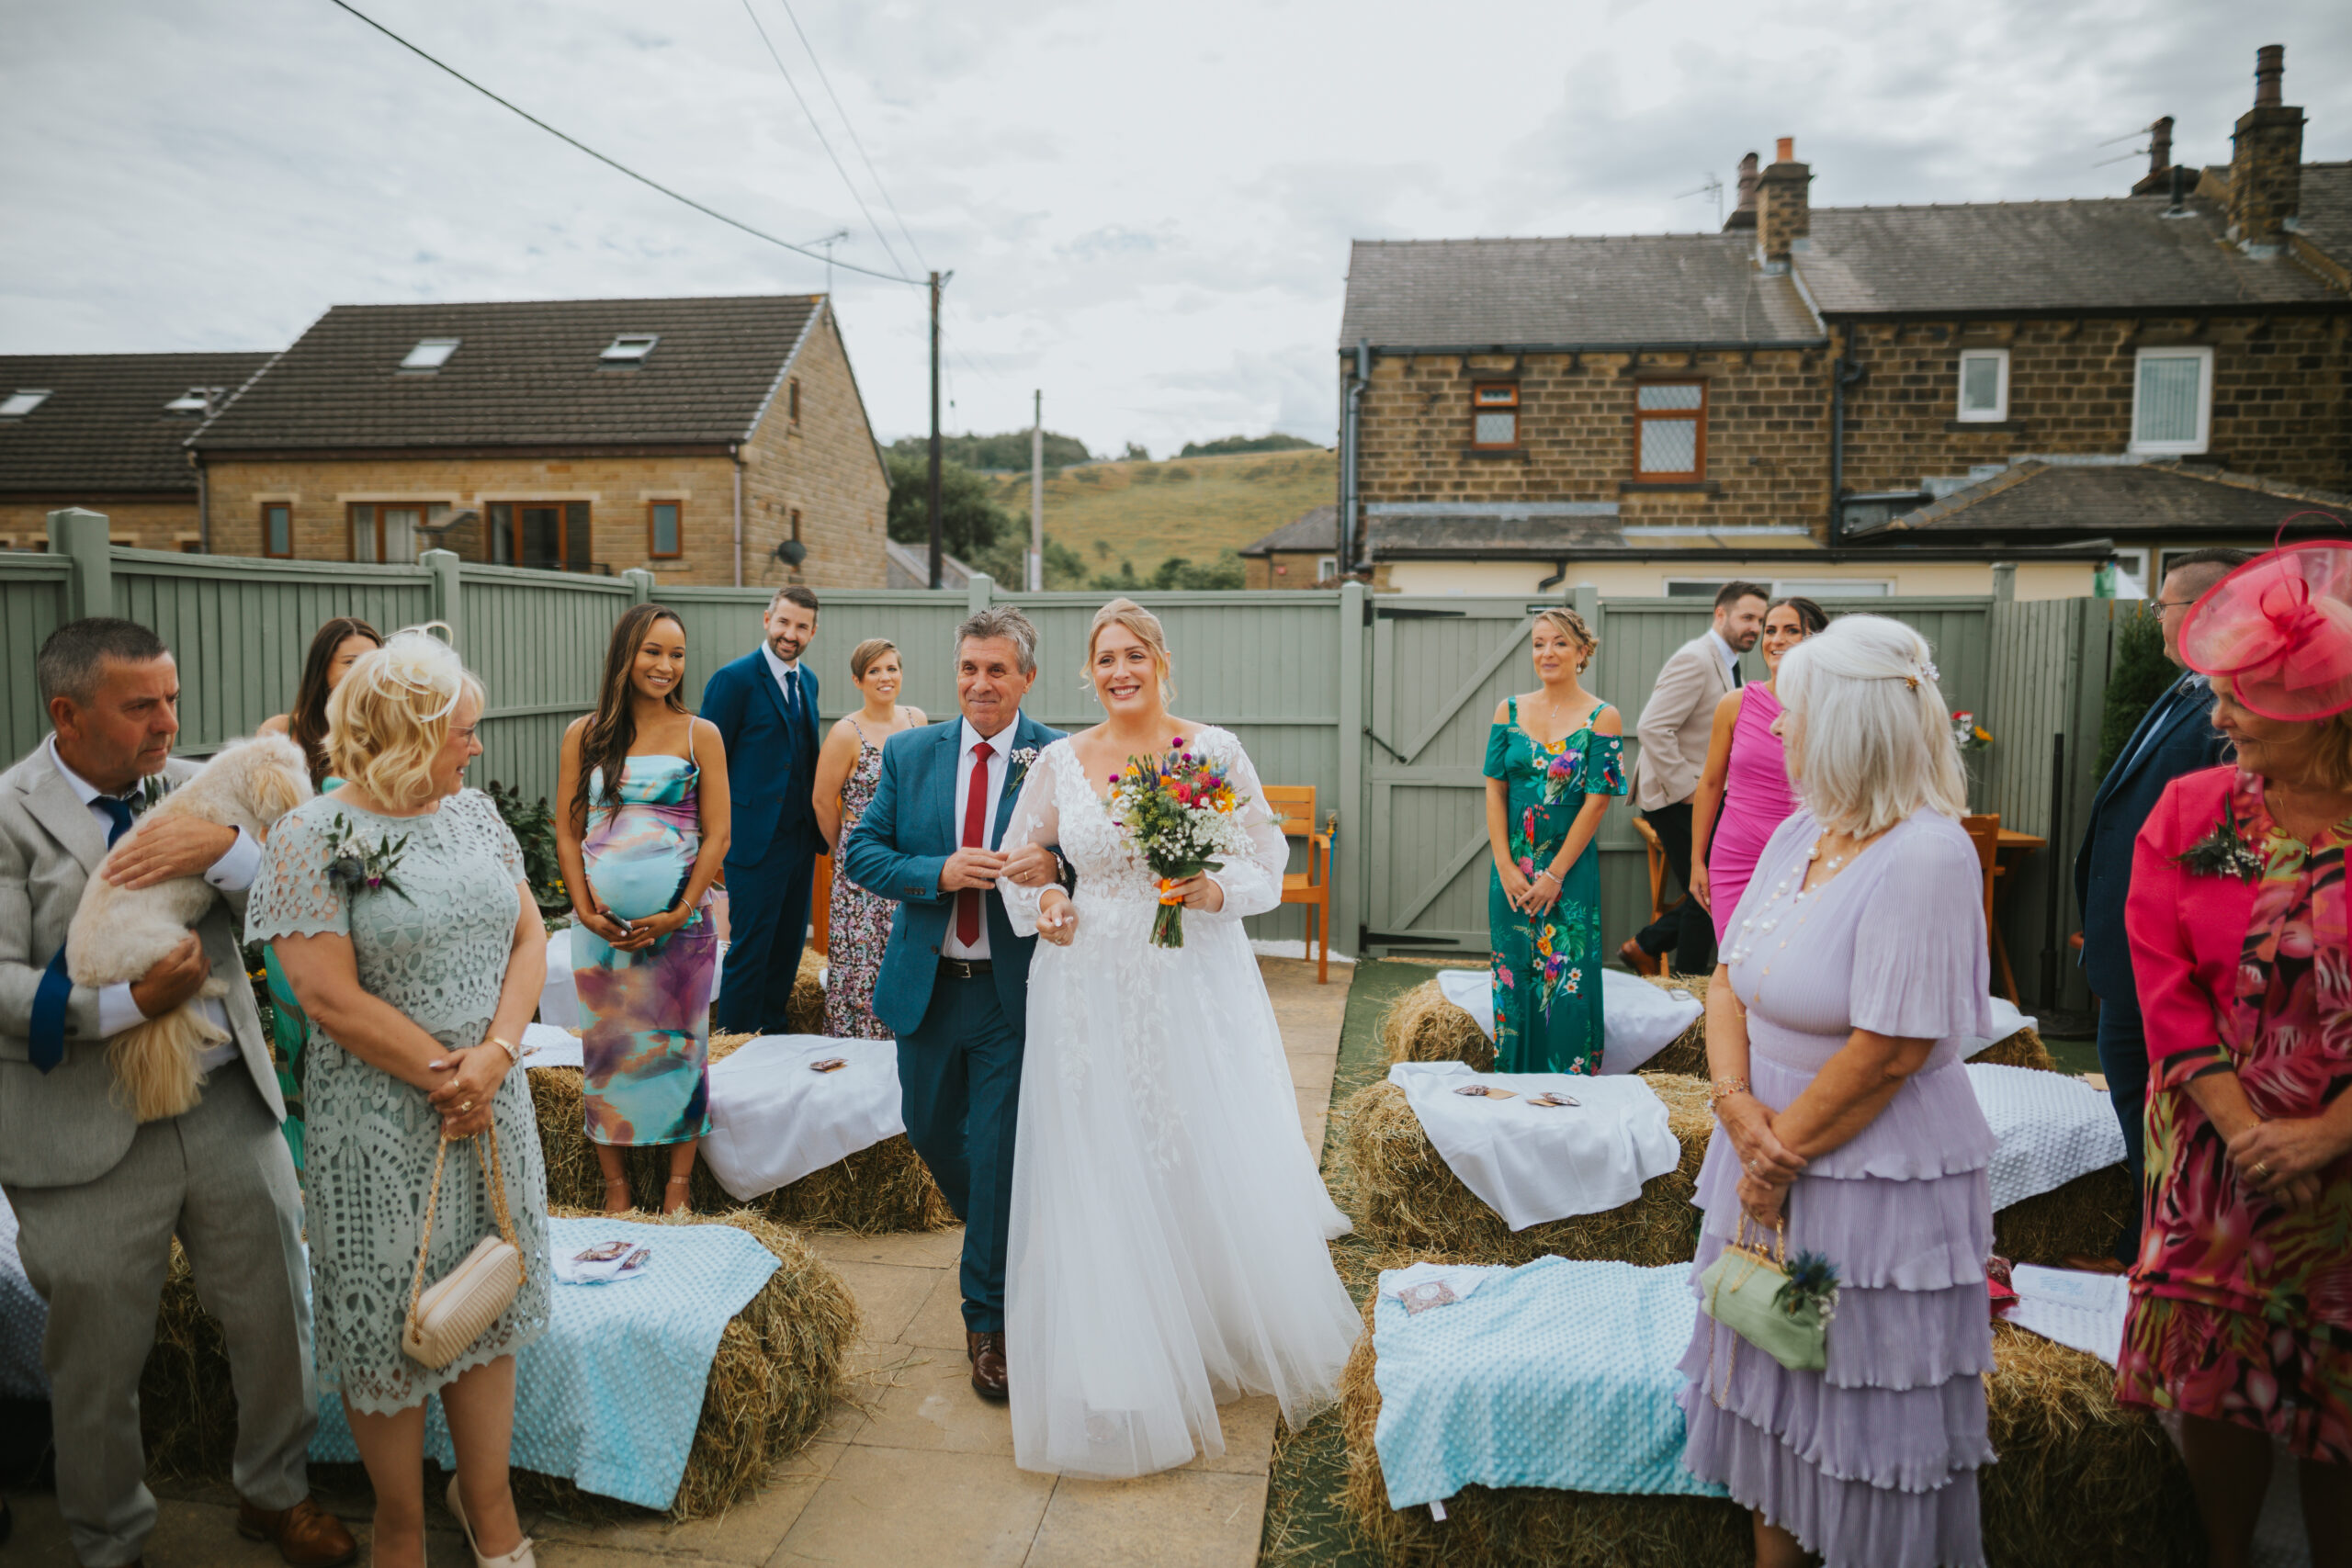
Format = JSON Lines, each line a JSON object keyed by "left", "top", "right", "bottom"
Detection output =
{"left": 1103, "top": 738, "right": 1256, "bottom": 948}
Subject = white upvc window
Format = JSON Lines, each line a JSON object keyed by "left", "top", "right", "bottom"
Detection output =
{"left": 2131, "top": 346, "right": 2212, "bottom": 455}
{"left": 1955, "top": 349, "right": 2009, "bottom": 422}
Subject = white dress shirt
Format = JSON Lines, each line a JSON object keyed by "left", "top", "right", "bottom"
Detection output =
{"left": 48, "top": 736, "right": 256, "bottom": 1067}
{"left": 1707, "top": 627, "right": 1742, "bottom": 686}
{"left": 761, "top": 642, "right": 806, "bottom": 716}
{"left": 943, "top": 716, "right": 1014, "bottom": 961}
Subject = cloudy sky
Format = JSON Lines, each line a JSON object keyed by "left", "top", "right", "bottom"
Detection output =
{"left": 4, "top": 0, "right": 2346, "bottom": 457}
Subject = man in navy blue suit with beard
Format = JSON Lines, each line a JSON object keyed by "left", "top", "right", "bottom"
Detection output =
{"left": 703, "top": 585, "right": 824, "bottom": 1035}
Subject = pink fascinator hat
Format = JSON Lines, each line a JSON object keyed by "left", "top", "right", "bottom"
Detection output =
{"left": 2178, "top": 532, "right": 2352, "bottom": 722}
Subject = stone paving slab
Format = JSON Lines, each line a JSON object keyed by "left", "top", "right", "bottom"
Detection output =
{"left": 11, "top": 957, "right": 1350, "bottom": 1568}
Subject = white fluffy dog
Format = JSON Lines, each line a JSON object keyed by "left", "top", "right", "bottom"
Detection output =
{"left": 68, "top": 733, "right": 313, "bottom": 1122}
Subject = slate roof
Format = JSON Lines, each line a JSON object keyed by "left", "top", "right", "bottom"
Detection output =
{"left": 1239, "top": 504, "right": 1337, "bottom": 556}
{"left": 0, "top": 352, "right": 273, "bottom": 492}
{"left": 1793, "top": 194, "right": 2348, "bottom": 314}
{"left": 1339, "top": 235, "right": 1823, "bottom": 350}
{"left": 191, "top": 295, "right": 823, "bottom": 453}
{"left": 1859, "top": 460, "right": 2352, "bottom": 541}
{"left": 2293, "top": 163, "right": 2352, "bottom": 272}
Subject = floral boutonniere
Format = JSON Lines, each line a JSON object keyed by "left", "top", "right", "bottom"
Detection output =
{"left": 1776, "top": 1250, "right": 1842, "bottom": 1323}
{"left": 2176, "top": 796, "right": 2267, "bottom": 884}
{"left": 1005, "top": 745, "right": 1041, "bottom": 791}
{"left": 323, "top": 813, "right": 415, "bottom": 903}
{"left": 135, "top": 773, "right": 173, "bottom": 815}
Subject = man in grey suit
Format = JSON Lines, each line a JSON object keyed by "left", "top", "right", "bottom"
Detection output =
{"left": 0, "top": 620, "right": 353, "bottom": 1568}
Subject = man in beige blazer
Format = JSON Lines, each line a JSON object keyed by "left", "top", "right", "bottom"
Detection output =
{"left": 1623, "top": 581, "right": 1770, "bottom": 976}
{"left": 0, "top": 619, "right": 353, "bottom": 1568}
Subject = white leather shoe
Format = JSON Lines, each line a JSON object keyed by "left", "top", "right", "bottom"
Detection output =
{"left": 446, "top": 1477, "right": 536, "bottom": 1568}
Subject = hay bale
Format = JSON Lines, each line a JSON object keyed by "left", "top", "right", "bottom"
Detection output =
{"left": 1338, "top": 1075, "right": 1712, "bottom": 1268}
{"left": 1968, "top": 1025, "right": 2059, "bottom": 1072}
{"left": 141, "top": 1207, "right": 859, "bottom": 1523}
{"left": 1337, "top": 1280, "right": 1746, "bottom": 1568}
{"left": 1337, "top": 1280, "right": 2198, "bottom": 1568}
{"left": 1380, "top": 980, "right": 1494, "bottom": 1071}
{"left": 1993, "top": 1165, "right": 2135, "bottom": 1269}
{"left": 786, "top": 946, "right": 826, "bottom": 1034}
{"left": 1635, "top": 973, "right": 1710, "bottom": 1078}
{"left": 529, "top": 1066, "right": 955, "bottom": 1233}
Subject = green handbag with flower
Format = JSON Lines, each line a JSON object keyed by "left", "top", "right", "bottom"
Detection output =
{"left": 1699, "top": 1213, "right": 1841, "bottom": 1392}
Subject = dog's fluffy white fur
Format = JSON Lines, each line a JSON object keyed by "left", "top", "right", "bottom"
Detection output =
{"left": 67, "top": 733, "right": 313, "bottom": 1122}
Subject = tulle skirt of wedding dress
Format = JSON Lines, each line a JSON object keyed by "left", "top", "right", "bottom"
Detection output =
{"left": 1005, "top": 887, "right": 1359, "bottom": 1478}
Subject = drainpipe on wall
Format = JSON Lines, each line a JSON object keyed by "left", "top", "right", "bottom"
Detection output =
{"left": 1536, "top": 560, "right": 1568, "bottom": 592}
{"left": 1827, "top": 335, "right": 1864, "bottom": 547}
{"left": 731, "top": 445, "right": 745, "bottom": 588}
{"left": 1341, "top": 338, "right": 1371, "bottom": 574}
{"left": 193, "top": 453, "right": 209, "bottom": 553}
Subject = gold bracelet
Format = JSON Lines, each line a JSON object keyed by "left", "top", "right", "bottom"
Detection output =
{"left": 489, "top": 1036, "right": 522, "bottom": 1066}
{"left": 1706, "top": 1077, "right": 1750, "bottom": 1112}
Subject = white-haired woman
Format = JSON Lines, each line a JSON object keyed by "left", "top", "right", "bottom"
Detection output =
{"left": 246, "top": 626, "right": 550, "bottom": 1568}
{"left": 1677, "top": 615, "right": 1999, "bottom": 1568}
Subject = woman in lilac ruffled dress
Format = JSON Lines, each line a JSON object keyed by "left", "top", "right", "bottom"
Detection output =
{"left": 1679, "top": 615, "right": 1999, "bottom": 1568}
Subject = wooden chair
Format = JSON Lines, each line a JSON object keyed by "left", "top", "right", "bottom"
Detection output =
{"left": 810, "top": 852, "right": 832, "bottom": 958}
{"left": 1960, "top": 814, "right": 2018, "bottom": 1004}
{"left": 1262, "top": 784, "right": 1336, "bottom": 983}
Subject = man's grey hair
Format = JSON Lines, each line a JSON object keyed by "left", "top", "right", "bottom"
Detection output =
{"left": 956, "top": 605, "right": 1039, "bottom": 675}
{"left": 38, "top": 617, "right": 169, "bottom": 706}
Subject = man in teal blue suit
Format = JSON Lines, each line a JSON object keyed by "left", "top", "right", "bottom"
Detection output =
{"left": 842, "top": 605, "right": 1067, "bottom": 1403}
{"left": 703, "top": 586, "right": 824, "bottom": 1035}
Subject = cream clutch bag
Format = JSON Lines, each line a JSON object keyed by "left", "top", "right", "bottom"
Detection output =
{"left": 402, "top": 1121, "right": 528, "bottom": 1370}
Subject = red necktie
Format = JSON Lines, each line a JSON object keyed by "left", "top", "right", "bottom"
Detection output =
{"left": 957, "top": 740, "right": 995, "bottom": 947}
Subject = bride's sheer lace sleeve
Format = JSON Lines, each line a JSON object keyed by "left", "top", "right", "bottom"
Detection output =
{"left": 1204, "top": 732, "right": 1287, "bottom": 922}
{"left": 997, "top": 742, "right": 1064, "bottom": 939}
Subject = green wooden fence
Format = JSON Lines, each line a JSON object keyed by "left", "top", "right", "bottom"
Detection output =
{"left": 4, "top": 507, "right": 2113, "bottom": 1004}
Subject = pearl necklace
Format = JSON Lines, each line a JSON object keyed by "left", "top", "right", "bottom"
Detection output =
{"left": 1722, "top": 839, "right": 1847, "bottom": 980}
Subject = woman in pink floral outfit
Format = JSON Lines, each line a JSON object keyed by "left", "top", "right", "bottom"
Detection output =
{"left": 2120, "top": 539, "right": 2352, "bottom": 1568}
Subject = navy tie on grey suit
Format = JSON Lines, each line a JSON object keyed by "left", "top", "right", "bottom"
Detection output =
{"left": 28, "top": 792, "right": 136, "bottom": 1072}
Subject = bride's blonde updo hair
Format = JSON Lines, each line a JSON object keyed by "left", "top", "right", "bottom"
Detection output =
{"left": 1083, "top": 597, "right": 1174, "bottom": 703}
{"left": 324, "top": 623, "right": 486, "bottom": 809}
{"left": 1774, "top": 614, "right": 1966, "bottom": 837}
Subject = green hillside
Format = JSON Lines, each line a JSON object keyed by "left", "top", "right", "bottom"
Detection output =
{"left": 984, "top": 447, "right": 1335, "bottom": 582}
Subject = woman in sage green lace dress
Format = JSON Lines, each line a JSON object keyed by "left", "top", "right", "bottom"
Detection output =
{"left": 249, "top": 626, "right": 550, "bottom": 1568}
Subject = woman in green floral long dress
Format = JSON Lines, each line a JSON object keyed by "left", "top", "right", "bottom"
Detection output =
{"left": 1483, "top": 608, "right": 1627, "bottom": 1074}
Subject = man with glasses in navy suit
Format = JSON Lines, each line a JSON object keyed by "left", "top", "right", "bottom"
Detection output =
{"left": 705, "top": 585, "right": 825, "bottom": 1035}
{"left": 2072, "top": 546, "right": 2251, "bottom": 1264}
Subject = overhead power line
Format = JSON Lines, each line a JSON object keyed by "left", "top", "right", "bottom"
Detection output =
{"left": 735, "top": 0, "right": 907, "bottom": 276}
{"left": 322, "top": 0, "right": 923, "bottom": 286}
{"left": 770, "top": 0, "right": 931, "bottom": 271}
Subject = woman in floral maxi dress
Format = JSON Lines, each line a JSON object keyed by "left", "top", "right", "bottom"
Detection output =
{"left": 2118, "top": 540, "right": 2352, "bottom": 1567}
{"left": 813, "top": 637, "right": 924, "bottom": 1039}
{"left": 1482, "top": 607, "right": 1627, "bottom": 1074}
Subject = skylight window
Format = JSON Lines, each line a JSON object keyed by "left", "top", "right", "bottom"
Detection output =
{"left": 0, "top": 389, "right": 51, "bottom": 418}
{"left": 600, "top": 333, "right": 660, "bottom": 365}
{"left": 164, "top": 387, "right": 222, "bottom": 413}
{"left": 400, "top": 337, "right": 461, "bottom": 371}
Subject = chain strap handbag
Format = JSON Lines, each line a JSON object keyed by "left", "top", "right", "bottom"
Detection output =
{"left": 1699, "top": 1212, "right": 1838, "bottom": 1403}
{"left": 401, "top": 1118, "right": 528, "bottom": 1370}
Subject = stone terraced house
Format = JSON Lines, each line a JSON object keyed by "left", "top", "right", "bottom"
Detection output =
{"left": 189, "top": 292, "right": 888, "bottom": 589}
{"left": 1336, "top": 44, "right": 2351, "bottom": 600}
{"left": 0, "top": 352, "right": 272, "bottom": 553}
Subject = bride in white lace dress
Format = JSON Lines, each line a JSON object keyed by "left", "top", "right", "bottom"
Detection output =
{"left": 995, "top": 599, "right": 1358, "bottom": 1479}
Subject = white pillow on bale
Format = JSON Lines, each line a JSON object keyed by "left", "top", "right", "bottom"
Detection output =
{"left": 1433, "top": 969, "right": 1702, "bottom": 1075}
{"left": 1965, "top": 1063, "right": 2127, "bottom": 1211}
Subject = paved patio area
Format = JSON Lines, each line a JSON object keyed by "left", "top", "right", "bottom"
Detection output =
{"left": 9, "top": 956, "right": 1351, "bottom": 1568}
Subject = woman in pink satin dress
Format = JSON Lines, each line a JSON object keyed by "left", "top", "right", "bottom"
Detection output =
{"left": 1690, "top": 596, "right": 1826, "bottom": 942}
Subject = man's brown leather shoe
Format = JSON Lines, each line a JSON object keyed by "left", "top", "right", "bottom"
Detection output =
{"left": 966, "top": 1329, "right": 1009, "bottom": 1401}
{"left": 1617, "top": 939, "right": 1661, "bottom": 977}
{"left": 237, "top": 1496, "right": 358, "bottom": 1568}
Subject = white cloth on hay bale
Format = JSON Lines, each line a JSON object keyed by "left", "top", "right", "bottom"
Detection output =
{"left": 698, "top": 1035, "right": 906, "bottom": 1202}
{"left": 1434, "top": 967, "right": 1703, "bottom": 1074}
{"left": 1966, "top": 1062, "right": 2126, "bottom": 1212}
{"left": 1385, "top": 1061, "right": 1682, "bottom": 1231}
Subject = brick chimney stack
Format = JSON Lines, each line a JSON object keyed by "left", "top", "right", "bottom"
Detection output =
{"left": 1723, "top": 151, "right": 1759, "bottom": 231}
{"left": 2227, "top": 43, "right": 2303, "bottom": 253}
{"left": 1756, "top": 136, "right": 1812, "bottom": 265}
{"left": 2130, "top": 117, "right": 2176, "bottom": 195}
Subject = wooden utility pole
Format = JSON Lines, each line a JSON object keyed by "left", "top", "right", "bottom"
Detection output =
{"left": 1029, "top": 389, "right": 1044, "bottom": 592}
{"left": 927, "top": 270, "right": 944, "bottom": 590}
